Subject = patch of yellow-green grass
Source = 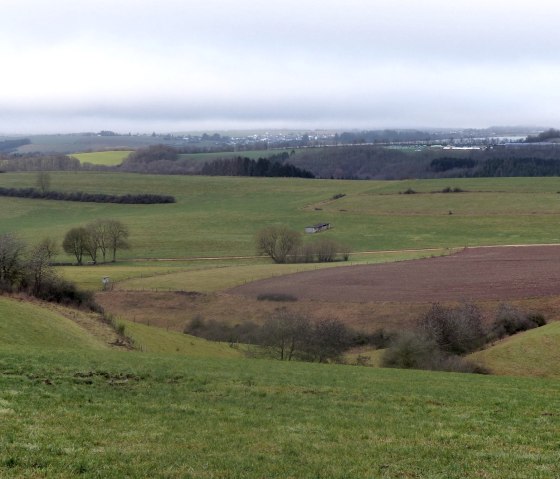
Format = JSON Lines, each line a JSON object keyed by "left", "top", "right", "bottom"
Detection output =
{"left": 0, "top": 297, "right": 106, "bottom": 350}
{"left": 70, "top": 150, "right": 132, "bottom": 166}
{"left": 469, "top": 322, "right": 560, "bottom": 378}
{"left": 120, "top": 320, "right": 244, "bottom": 358}
{"left": 57, "top": 262, "right": 194, "bottom": 291}
{"left": 57, "top": 258, "right": 269, "bottom": 291}
{"left": 116, "top": 249, "right": 454, "bottom": 292}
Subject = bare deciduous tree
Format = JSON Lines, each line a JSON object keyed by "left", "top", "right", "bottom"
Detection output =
{"left": 0, "top": 233, "right": 26, "bottom": 288}
{"left": 35, "top": 171, "right": 51, "bottom": 193}
{"left": 27, "top": 238, "right": 58, "bottom": 295}
{"left": 259, "top": 309, "right": 311, "bottom": 360}
{"left": 105, "top": 220, "right": 129, "bottom": 262}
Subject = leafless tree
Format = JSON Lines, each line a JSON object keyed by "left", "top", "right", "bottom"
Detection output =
{"left": 0, "top": 233, "right": 26, "bottom": 288}
{"left": 86, "top": 221, "right": 106, "bottom": 263}
{"left": 35, "top": 171, "right": 51, "bottom": 193}
{"left": 308, "top": 317, "right": 352, "bottom": 362}
{"left": 105, "top": 220, "right": 129, "bottom": 262}
{"left": 26, "top": 238, "right": 58, "bottom": 295}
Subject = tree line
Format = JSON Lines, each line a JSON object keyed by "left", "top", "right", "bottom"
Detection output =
{"left": 0, "top": 186, "right": 175, "bottom": 204}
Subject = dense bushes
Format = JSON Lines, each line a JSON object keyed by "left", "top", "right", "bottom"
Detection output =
{"left": 0, "top": 233, "right": 98, "bottom": 310}
{"left": 0, "top": 187, "right": 175, "bottom": 204}
{"left": 382, "top": 302, "right": 546, "bottom": 374}
{"left": 489, "top": 303, "right": 546, "bottom": 340}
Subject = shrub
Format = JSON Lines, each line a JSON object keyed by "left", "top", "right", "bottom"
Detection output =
{"left": 417, "top": 302, "right": 486, "bottom": 355}
{"left": 34, "top": 275, "right": 99, "bottom": 311}
{"left": 381, "top": 331, "right": 439, "bottom": 369}
{"left": 257, "top": 293, "right": 297, "bottom": 302}
{"left": 381, "top": 331, "right": 489, "bottom": 374}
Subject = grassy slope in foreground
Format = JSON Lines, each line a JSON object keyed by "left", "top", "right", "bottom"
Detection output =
{"left": 469, "top": 321, "right": 560, "bottom": 378}
{"left": 0, "top": 347, "right": 559, "bottom": 478}
{"left": 0, "top": 297, "right": 106, "bottom": 350}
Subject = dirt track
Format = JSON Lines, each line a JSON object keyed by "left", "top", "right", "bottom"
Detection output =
{"left": 229, "top": 246, "right": 560, "bottom": 303}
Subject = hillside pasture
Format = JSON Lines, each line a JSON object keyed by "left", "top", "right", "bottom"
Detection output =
{"left": 70, "top": 150, "right": 132, "bottom": 166}
{"left": 2, "top": 173, "right": 560, "bottom": 261}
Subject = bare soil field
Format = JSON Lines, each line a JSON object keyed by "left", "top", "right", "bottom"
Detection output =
{"left": 229, "top": 246, "right": 560, "bottom": 303}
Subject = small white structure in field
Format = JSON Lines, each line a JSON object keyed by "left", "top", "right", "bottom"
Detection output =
{"left": 305, "top": 223, "right": 332, "bottom": 234}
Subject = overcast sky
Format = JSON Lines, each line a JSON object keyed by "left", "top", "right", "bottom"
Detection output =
{"left": 1, "top": 0, "right": 560, "bottom": 134}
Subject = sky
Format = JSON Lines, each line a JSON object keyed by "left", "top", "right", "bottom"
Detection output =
{"left": 1, "top": 0, "right": 560, "bottom": 134}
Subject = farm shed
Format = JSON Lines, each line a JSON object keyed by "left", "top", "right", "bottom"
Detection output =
{"left": 305, "top": 223, "right": 332, "bottom": 234}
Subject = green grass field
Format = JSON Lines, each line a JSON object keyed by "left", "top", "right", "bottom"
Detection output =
{"left": 1, "top": 344, "right": 559, "bottom": 478}
{"left": 469, "top": 322, "right": 560, "bottom": 378}
{"left": 70, "top": 150, "right": 133, "bottom": 166}
{"left": 121, "top": 320, "right": 244, "bottom": 358}
{"left": 0, "top": 297, "right": 106, "bottom": 351}
{"left": 2, "top": 173, "right": 560, "bottom": 263}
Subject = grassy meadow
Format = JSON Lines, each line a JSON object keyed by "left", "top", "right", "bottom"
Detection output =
{"left": 0, "top": 297, "right": 107, "bottom": 351}
{"left": 2, "top": 173, "right": 560, "bottom": 264}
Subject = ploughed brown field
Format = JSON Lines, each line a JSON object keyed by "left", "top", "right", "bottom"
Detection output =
{"left": 229, "top": 246, "right": 560, "bottom": 303}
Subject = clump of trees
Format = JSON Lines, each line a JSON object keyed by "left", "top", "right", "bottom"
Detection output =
{"left": 0, "top": 233, "right": 96, "bottom": 309}
{"left": 256, "top": 226, "right": 350, "bottom": 264}
{"left": 62, "top": 219, "right": 130, "bottom": 265}
{"left": 382, "top": 302, "right": 547, "bottom": 374}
